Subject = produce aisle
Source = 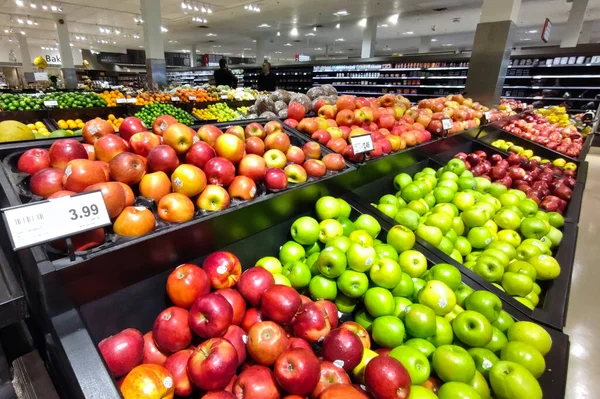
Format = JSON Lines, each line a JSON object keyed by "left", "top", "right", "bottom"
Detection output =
{"left": 565, "top": 148, "right": 600, "bottom": 399}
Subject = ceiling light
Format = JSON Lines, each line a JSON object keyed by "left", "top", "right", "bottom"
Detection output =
{"left": 26, "top": 18, "right": 33, "bottom": 25}
{"left": 275, "top": 51, "right": 282, "bottom": 53}
{"left": 4, "top": 29, "right": 9, "bottom": 33}
{"left": 358, "top": 18, "right": 367, "bottom": 27}
{"left": 521, "top": 38, "right": 531, "bottom": 41}
{"left": 181, "top": 1, "right": 186, "bottom": 8}
{"left": 334, "top": 10, "right": 349, "bottom": 16}
{"left": 41, "top": 4, "right": 47, "bottom": 10}
{"left": 115, "top": 29, "right": 121, "bottom": 34}
{"left": 335, "top": 23, "right": 340, "bottom": 29}
{"left": 335, "top": 38, "right": 344, "bottom": 41}
{"left": 431, "top": 38, "right": 438, "bottom": 42}
{"left": 50, "top": 4, "right": 57, "bottom": 11}
{"left": 404, "top": 31, "right": 414, "bottom": 35}
{"left": 16, "top": 0, "right": 24, "bottom": 6}
{"left": 20, "top": 30, "right": 25, "bottom": 35}
{"left": 30, "top": 2, "right": 36, "bottom": 8}
{"left": 193, "top": 5, "right": 198, "bottom": 11}
{"left": 305, "top": 32, "right": 315, "bottom": 36}
{"left": 388, "top": 14, "right": 399, "bottom": 24}
{"left": 133, "top": 34, "right": 140, "bottom": 38}
{"left": 207, "top": 7, "right": 212, "bottom": 13}
{"left": 207, "top": 33, "right": 217, "bottom": 36}
{"left": 277, "top": 31, "right": 280, "bottom": 36}
{"left": 290, "top": 27, "right": 298, "bottom": 36}
{"left": 335, "top": 50, "right": 343, "bottom": 54}
{"left": 313, "top": 27, "right": 317, "bottom": 32}
{"left": 258, "top": 23, "right": 271, "bottom": 28}
{"left": 212, "top": 45, "right": 221, "bottom": 47}
{"left": 284, "top": 43, "right": 292, "bottom": 46}
{"left": 243, "top": 47, "right": 252, "bottom": 50}
{"left": 161, "top": 26, "right": 168, "bottom": 32}
{"left": 378, "top": 24, "right": 388, "bottom": 28}
{"left": 442, "top": 43, "right": 453, "bottom": 46}
{"left": 314, "top": 47, "right": 322, "bottom": 50}
{"left": 527, "top": 29, "right": 538, "bottom": 34}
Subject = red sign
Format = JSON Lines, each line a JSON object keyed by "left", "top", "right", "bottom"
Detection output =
{"left": 541, "top": 18, "right": 552, "bottom": 43}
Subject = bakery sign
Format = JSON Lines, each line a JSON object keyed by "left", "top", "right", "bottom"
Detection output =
{"left": 44, "top": 54, "right": 62, "bottom": 64}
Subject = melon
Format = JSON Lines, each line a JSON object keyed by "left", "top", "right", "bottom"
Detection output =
{"left": 0, "top": 121, "right": 35, "bottom": 142}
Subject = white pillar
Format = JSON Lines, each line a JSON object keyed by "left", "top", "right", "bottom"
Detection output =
{"left": 189, "top": 44, "right": 196, "bottom": 67}
{"left": 579, "top": 20, "right": 593, "bottom": 44}
{"left": 480, "top": 0, "right": 521, "bottom": 23}
{"left": 561, "top": 0, "right": 589, "bottom": 48}
{"left": 16, "top": 33, "right": 33, "bottom": 73}
{"left": 53, "top": 14, "right": 76, "bottom": 88}
{"left": 256, "top": 39, "right": 265, "bottom": 64}
{"left": 141, "top": 0, "right": 166, "bottom": 87}
{"left": 419, "top": 37, "right": 431, "bottom": 54}
{"left": 361, "top": 17, "right": 376, "bottom": 58}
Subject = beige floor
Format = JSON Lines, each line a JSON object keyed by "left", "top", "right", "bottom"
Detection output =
{"left": 564, "top": 148, "right": 600, "bottom": 399}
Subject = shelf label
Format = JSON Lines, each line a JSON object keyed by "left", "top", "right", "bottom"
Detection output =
{"left": 126, "top": 98, "right": 137, "bottom": 104}
{"left": 482, "top": 111, "right": 492, "bottom": 124}
{"left": 442, "top": 119, "right": 453, "bottom": 130}
{"left": 116, "top": 98, "right": 127, "bottom": 104}
{"left": 1, "top": 191, "right": 111, "bottom": 251}
{"left": 34, "top": 72, "right": 49, "bottom": 81}
{"left": 221, "top": 95, "right": 228, "bottom": 99}
{"left": 188, "top": 96, "right": 196, "bottom": 101}
{"left": 171, "top": 96, "right": 180, "bottom": 102}
{"left": 350, "top": 133, "right": 374, "bottom": 155}
{"left": 43, "top": 100, "right": 58, "bottom": 107}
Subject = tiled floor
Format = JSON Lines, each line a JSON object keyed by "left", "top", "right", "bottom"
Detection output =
{"left": 564, "top": 149, "right": 600, "bottom": 398}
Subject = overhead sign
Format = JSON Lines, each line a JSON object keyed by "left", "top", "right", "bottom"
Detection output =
{"left": 541, "top": 18, "right": 552, "bottom": 43}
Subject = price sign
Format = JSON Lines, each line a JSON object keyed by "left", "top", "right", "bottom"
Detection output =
{"left": 482, "top": 111, "right": 492, "bottom": 124}
{"left": 350, "top": 133, "right": 374, "bottom": 155}
{"left": 44, "top": 100, "right": 58, "bottom": 108}
{"left": 442, "top": 119, "right": 452, "bottom": 130}
{"left": 126, "top": 98, "right": 137, "bottom": 104}
{"left": 171, "top": 96, "right": 180, "bottom": 102}
{"left": 221, "top": 95, "right": 228, "bottom": 99}
{"left": 116, "top": 98, "right": 127, "bottom": 104}
{"left": 188, "top": 96, "right": 196, "bottom": 101}
{"left": 1, "top": 191, "right": 111, "bottom": 251}
{"left": 34, "top": 72, "right": 49, "bottom": 81}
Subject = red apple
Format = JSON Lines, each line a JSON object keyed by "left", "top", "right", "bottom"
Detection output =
{"left": 292, "top": 302, "right": 331, "bottom": 343}
{"left": 233, "top": 365, "right": 280, "bottom": 399}
{"left": 265, "top": 121, "right": 284, "bottom": 135}
{"left": 49, "top": 139, "right": 88, "bottom": 169}
{"left": 129, "top": 132, "right": 160, "bottom": 157}
{"left": 147, "top": 145, "right": 179, "bottom": 175}
{"left": 245, "top": 137, "right": 266, "bottom": 156}
{"left": 62, "top": 159, "right": 107, "bottom": 192}
{"left": 312, "top": 361, "right": 352, "bottom": 398}
{"left": 82, "top": 118, "right": 115, "bottom": 144}
{"left": 152, "top": 115, "right": 178, "bottom": 136}
{"left": 274, "top": 348, "right": 320, "bottom": 396}
{"left": 98, "top": 328, "right": 144, "bottom": 378}
{"left": 245, "top": 123, "right": 266, "bottom": 140}
{"left": 265, "top": 132, "right": 292, "bottom": 153}
{"left": 228, "top": 175, "right": 258, "bottom": 201}
{"left": 109, "top": 152, "right": 146, "bottom": 185}
{"left": 196, "top": 184, "right": 231, "bottom": 211}
{"left": 142, "top": 332, "right": 168, "bottom": 366}
{"left": 166, "top": 264, "right": 211, "bottom": 309}
{"left": 216, "top": 288, "right": 246, "bottom": 326}
{"left": 83, "top": 182, "right": 125, "bottom": 218}
{"left": 164, "top": 349, "right": 194, "bottom": 396}
{"left": 189, "top": 292, "right": 234, "bottom": 338}
{"left": 237, "top": 154, "right": 267, "bottom": 182}
{"left": 261, "top": 285, "right": 301, "bottom": 325}
{"left": 204, "top": 157, "right": 236, "bottom": 187}
{"left": 336, "top": 109, "right": 355, "bottom": 127}
{"left": 284, "top": 119, "right": 299, "bottom": 128}
{"left": 188, "top": 337, "right": 238, "bottom": 391}
{"left": 226, "top": 125, "right": 246, "bottom": 141}
{"left": 202, "top": 251, "right": 242, "bottom": 289}
{"left": 316, "top": 300, "right": 339, "bottom": 329}
{"left": 94, "top": 134, "right": 129, "bottom": 163}
{"left": 288, "top": 102, "right": 307, "bottom": 122}
{"left": 337, "top": 95, "right": 356, "bottom": 111}
{"left": 30, "top": 167, "right": 64, "bottom": 198}
{"left": 284, "top": 164, "right": 308, "bottom": 184}
{"left": 247, "top": 321, "right": 290, "bottom": 366}
{"left": 364, "top": 356, "right": 411, "bottom": 399}
{"left": 286, "top": 145, "right": 306, "bottom": 164}
{"left": 312, "top": 130, "right": 332, "bottom": 145}
{"left": 18, "top": 148, "right": 50, "bottom": 175}
{"left": 322, "top": 328, "right": 364, "bottom": 371}
{"left": 265, "top": 168, "right": 288, "bottom": 190}
{"left": 319, "top": 105, "right": 337, "bottom": 120}
{"left": 223, "top": 325, "right": 247, "bottom": 366}
{"left": 241, "top": 308, "right": 264, "bottom": 333}
{"left": 237, "top": 267, "right": 275, "bottom": 307}
{"left": 118, "top": 116, "right": 146, "bottom": 141}
{"left": 303, "top": 159, "right": 327, "bottom": 178}
{"left": 215, "top": 133, "right": 245, "bottom": 164}
{"left": 152, "top": 306, "right": 192, "bottom": 353}
{"left": 289, "top": 337, "right": 312, "bottom": 351}
{"left": 298, "top": 118, "right": 319, "bottom": 135}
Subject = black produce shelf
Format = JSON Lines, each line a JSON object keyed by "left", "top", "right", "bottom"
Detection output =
{"left": 348, "top": 147, "right": 578, "bottom": 330}
{"left": 0, "top": 245, "right": 28, "bottom": 329}
{"left": 43, "top": 194, "right": 569, "bottom": 399}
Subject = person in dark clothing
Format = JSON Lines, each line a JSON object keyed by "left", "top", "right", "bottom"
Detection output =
{"left": 257, "top": 61, "right": 277, "bottom": 91}
{"left": 214, "top": 58, "right": 238, "bottom": 88}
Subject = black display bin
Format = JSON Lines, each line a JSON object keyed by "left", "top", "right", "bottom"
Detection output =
{"left": 0, "top": 244, "right": 28, "bottom": 330}
{"left": 41, "top": 194, "right": 569, "bottom": 399}
{"left": 428, "top": 135, "right": 584, "bottom": 224}
{"left": 348, "top": 149, "right": 578, "bottom": 330}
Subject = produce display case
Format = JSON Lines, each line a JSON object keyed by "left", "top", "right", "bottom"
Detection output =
{"left": 0, "top": 244, "right": 28, "bottom": 330}
{"left": 39, "top": 195, "right": 570, "bottom": 398}
{"left": 349, "top": 144, "right": 578, "bottom": 330}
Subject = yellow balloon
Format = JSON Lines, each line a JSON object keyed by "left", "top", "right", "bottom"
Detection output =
{"left": 34, "top": 56, "right": 47, "bottom": 71}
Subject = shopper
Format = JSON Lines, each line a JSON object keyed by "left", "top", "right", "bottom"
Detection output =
{"left": 257, "top": 61, "right": 277, "bottom": 91}
{"left": 214, "top": 58, "right": 238, "bottom": 88}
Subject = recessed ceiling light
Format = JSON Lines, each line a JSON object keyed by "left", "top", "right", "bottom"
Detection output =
{"left": 314, "top": 47, "right": 322, "bottom": 50}
{"left": 442, "top": 43, "right": 453, "bottom": 46}
{"left": 334, "top": 10, "right": 349, "bottom": 16}
{"left": 358, "top": 18, "right": 367, "bottom": 27}
{"left": 258, "top": 23, "right": 271, "bottom": 28}
{"left": 243, "top": 48, "right": 252, "bottom": 50}
{"left": 335, "top": 23, "right": 340, "bottom": 29}
{"left": 388, "top": 14, "right": 399, "bottom": 24}
{"left": 431, "top": 38, "right": 438, "bottom": 42}
{"left": 16, "top": 0, "right": 24, "bottom": 6}
{"left": 161, "top": 26, "right": 168, "bottom": 32}
{"left": 335, "top": 38, "right": 344, "bottom": 41}
{"left": 305, "top": 32, "right": 315, "bottom": 36}
{"left": 206, "top": 33, "right": 217, "bottom": 36}
{"left": 30, "top": 2, "right": 37, "bottom": 8}
{"left": 378, "top": 24, "right": 388, "bottom": 28}
{"left": 521, "top": 38, "right": 531, "bottom": 41}
{"left": 284, "top": 43, "right": 292, "bottom": 46}
{"left": 335, "top": 50, "right": 343, "bottom": 54}
{"left": 275, "top": 51, "right": 282, "bottom": 53}
{"left": 404, "top": 31, "right": 414, "bottom": 35}
{"left": 290, "top": 27, "right": 298, "bottom": 36}
{"left": 527, "top": 29, "right": 538, "bottom": 34}
{"left": 277, "top": 31, "right": 280, "bottom": 36}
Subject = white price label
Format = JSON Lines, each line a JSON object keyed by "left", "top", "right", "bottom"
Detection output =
{"left": 350, "top": 133, "right": 374, "bottom": 155}
{"left": 171, "top": 96, "right": 180, "bottom": 102}
{"left": 116, "top": 98, "right": 127, "bottom": 104}
{"left": 442, "top": 119, "right": 452, "bottom": 130}
{"left": 1, "top": 191, "right": 111, "bottom": 251}
{"left": 221, "top": 95, "right": 228, "bottom": 99}
{"left": 44, "top": 100, "right": 58, "bottom": 107}
{"left": 483, "top": 111, "right": 492, "bottom": 122}
{"left": 34, "top": 72, "right": 49, "bottom": 81}
{"left": 188, "top": 96, "right": 196, "bottom": 101}
{"left": 126, "top": 98, "right": 137, "bottom": 104}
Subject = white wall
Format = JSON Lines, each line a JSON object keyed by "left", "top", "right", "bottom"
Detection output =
{"left": 0, "top": 42, "right": 83, "bottom": 66}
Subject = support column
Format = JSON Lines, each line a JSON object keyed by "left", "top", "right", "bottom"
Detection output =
{"left": 53, "top": 14, "right": 76, "bottom": 89}
{"left": 325, "top": 45, "right": 330, "bottom": 59}
{"left": 464, "top": 0, "right": 521, "bottom": 107}
{"left": 361, "top": 17, "right": 376, "bottom": 58}
{"left": 189, "top": 44, "right": 197, "bottom": 67}
{"left": 561, "top": 0, "right": 589, "bottom": 48}
{"left": 255, "top": 39, "right": 265, "bottom": 65}
{"left": 419, "top": 37, "right": 431, "bottom": 54}
{"left": 141, "top": 0, "right": 166, "bottom": 88}
{"left": 16, "top": 33, "right": 33, "bottom": 73}
{"left": 580, "top": 21, "right": 593, "bottom": 44}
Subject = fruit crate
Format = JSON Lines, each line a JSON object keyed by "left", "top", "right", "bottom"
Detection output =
{"left": 428, "top": 135, "right": 584, "bottom": 224}
{"left": 41, "top": 194, "right": 569, "bottom": 398}
{"left": 348, "top": 153, "right": 578, "bottom": 331}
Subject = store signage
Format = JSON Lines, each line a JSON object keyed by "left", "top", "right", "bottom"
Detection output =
{"left": 171, "top": 96, "right": 180, "bottom": 102}
{"left": 188, "top": 96, "right": 196, "bottom": 101}
{"left": 43, "top": 100, "right": 58, "bottom": 107}
{"left": 541, "top": 18, "right": 552, "bottom": 43}
{"left": 116, "top": 98, "right": 127, "bottom": 104}
{"left": 1, "top": 191, "right": 110, "bottom": 251}
{"left": 126, "top": 98, "right": 137, "bottom": 104}
{"left": 350, "top": 133, "right": 374, "bottom": 155}
{"left": 34, "top": 72, "right": 49, "bottom": 81}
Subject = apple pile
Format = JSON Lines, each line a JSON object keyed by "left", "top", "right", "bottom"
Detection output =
{"left": 255, "top": 196, "right": 551, "bottom": 398}
{"left": 455, "top": 150, "right": 577, "bottom": 213}
{"left": 16, "top": 116, "right": 346, "bottom": 251}
{"left": 371, "top": 159, "right": 566, "bottom": 309}
{"left": 501, "top": 113, "right": 584, "bottom": 158}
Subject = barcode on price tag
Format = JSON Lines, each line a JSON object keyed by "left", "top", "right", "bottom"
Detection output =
{"left": 442, "top": 119, "right": 452, "bottom": 130}
{"left": 44, "top": 100, "right": 58, "bottom": 107}
{"left": 188, "top": 96, "right": 196, "bottom": 101}
{"left": 1, "top": 191, "right": 111, "bottom": 251}
{"left": 116, "top": 98, "right": 127, "bottom": 104}
{"left": 350, "top": 134, "right": 374, "bottom": 155}
{"left": 171, "top": 96, "right": 180, "bottom": 102}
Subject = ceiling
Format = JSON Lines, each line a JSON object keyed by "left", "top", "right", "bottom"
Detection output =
{"left": 1, "top": 0, "right": 600, "bottom": 61}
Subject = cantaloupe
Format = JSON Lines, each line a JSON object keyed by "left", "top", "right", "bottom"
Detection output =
{"left": 0, "top": 120, "right": 35, "bottom": 142}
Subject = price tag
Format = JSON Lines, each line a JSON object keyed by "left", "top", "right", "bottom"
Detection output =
{"left": 126, "top": 98, "right": 137, "bottom": 104}
{"left": 350, "top": 133, "right": 374, "bottom": 155}
{"left": 221, "top": 95, "right": 228, "bottom": 99}
{"left": 1, "top": 191, "right": 111, "bottom": 251}
{"left": 482, "top": 111, "right": 492, "bottom": 124}
{"left": 188, "top": 96, "right": 196, "bottom": 101}
{"left": 116, "top": 98, "right": 127, "bottom": 104}
{"left": 442, "top": 119, "right": 452, "bottom": 130}
{"left": 44, "top": 100, "right": 58, "bottom": 108}
{"left": 171, "top": 96, "right": 180, "bottom": 102}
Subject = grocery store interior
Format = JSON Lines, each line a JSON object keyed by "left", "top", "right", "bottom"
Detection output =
{"left": 1, "top": 0, "right": 600, "bottom": 398}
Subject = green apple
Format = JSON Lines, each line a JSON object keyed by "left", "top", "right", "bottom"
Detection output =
{"left": 487, "top": 241, "right": 517, "bottom": 261}
{"left": 418, "top": 280, "right": 457, "bottom": 316}
{"left": 376, "top": 203, "right": 398, "bottom": 219}
{"left": 449, "top": 249, "right": 463, "bottom": 264}
{"left": 532, "top": 282, "right": 541, "bottom": 295}
{"left": 520, "top": 217, "right": 550, "bottom": 239}
{"left": 433, "top": 186, "right": 455, "bottom": 203}
{"left": 398, "top": 250, "right": 428, "bottom": 278}
{"left": 518, "top": 198, "right": 538, "bottom": 217}
{"left": 454, "top": 284, "right": 474, "bottom": 307}
{"left": 467, "top": 227, "right": 493, "bottom": 249}
{"left": 528, "top": 254, "right": 560, "bottom": 280}
{"left": 414, "top": 180, "right": 431, "bottom": 197}
{"left": 412, "top": 278, "right": 426, "bottom": 302}
{"left": 272, "top": 273, "right": 291, "bottom": 286}
{"left": 438, "top": 382, "right": 481, "bottom": 399}
{"left": 500, "top": 341, "right": 545, "bottom": 378}
{"left": 279, "top": 241, "right": 306, "bottom": 265}
{"left": 364, "top": 287, "right": 395, "bottom": 317}
{"left": 474, "top": 256, "right": 504, "bottom": 282}
{"left": 417, "top": 225, "right": 443, "bottom": 247}
{"left": 404, "top": 338, "right": 436, "bottom": 358}
{"left": 336, "top": 270, "right": 368, "bottom": 298}
{"left": 521, "top": 238, "right": 551, "bottom": 255}
{"left": 372, "top": 315, "right": 406, "bottom": 348}
{"left": 304, "top": 241, "right": 322, "bottom": 256}
{"left": 319, "top": 219, "right": 344, "bottom": 243}
{"left": 393, "top": 296, "right": 413, "bottom": 320}
{"left": 438, "top": 179, "right": 459, "bottom": 193}
{"left": 507, "top": 321, "right": 552, "bottom": 356}
{"left": 337, "top": 198, "right": 352, "bottom": 218}
{"left": 432, "top": 345, "right": 476, "bottom": 383}
{"left": 469, "top": 371, "right": 491, "bottom": 399}
{"left": 394, "top": 208, "right": 421, "bottom": 231}
{"left": 445, "top": 158, "right": 467, "bottom": 175}
{"left": 315, "top": 196, "right": 340, "bottom": 220}
{"left": 407, "top": 199, "right": 429, "bottom": 216}
{"left": 352, "top": 348, "right": 378, "bottom": 383}
{"left": 453, "top": 191, "right": 476, "bottom": 211}
{"left": 465, "top": 252, "right": 482, "bottom": 262}
{"left": 481, "top": 248, "right": 510, "bottom": 268}
{"left": 468, "top": 347, "right": 499, "bottom": 379}
{"left": 334, "top": 292, "right": 358, "bottom": 313}
{"left": 457, "top": 176, "right": 477, "bottom": 192}
{"left": 338, "top": 217, "right": 356, "bottom": 236}
{"left": 423, "top": 192, "right": 436, "bottom": 209}
{"left": 499, "top": 192, "right": 521, "bottom": 207}
{"left": 474, "top": 177, "right": 492, "bottom": 193}
{"left": 386, "top": 225, "right": 416, "bottom": 254}
{"left": 489, "top": 183, "right": 508, "bottom": 198}
{"left": 484, "top": 326, "right": 508, "bottom": 353}
{"left": 290, "top": 216, "right": 320, "bottom": 245}
{"left": 305, "top": 252, "right": 320, "bottom": 276}
{"left": 464, "top": 290, "right": 502, "bottom": 322}
{"left": 493, "top": 209, "right": 521, "bottom": 230}
{"left": 325, "top": 236, "right": 352, "bottom": 253}
{"left": 374, "top": 243, "right": 399, "bottom": 261}
{"left": 354, "top": 214, "right": 381, "bottom": 239}
{"left": 348, "top": 229, "right": 374, "bottom": 247}
{"left": 407, "top": 386, "right": 438, "bottom": 399}
{"left": 479, "top": 194, "right": 502, "bottom": 212}
{"left": 464, "top": 189, "right": 482, "bottom": 203}
{"left": 370, "top": 258, "right": 402, "bottom": 289}
{"left": 501, "top": 272, "right": 533, "bottom": 297}
{"left": 282, "top": 261, "right": 312, "bottom": 289}
{"left": 379, "top": 194, "right": 399, "bottom": 207}
{"left": 402, "top": 183, "right": 424, "bottom": 202}
{"left": 463, "top": 261, "right": 476, "bottom": 271}
{"left": 425, "top": 212, "right": 453, "bottom": 234}
{"left": 440, "top": 170, "right": 459, "bottom": 181}
{"left": 256, "top": 256, "right": 283, "bottom": 274}
{"left": 389, "top": 345, "right": 431, "bottom": 385}
{"left": 317, "top": 247, "right": 347, "bottom": 278}
{"left": 497, "top": 229, "right": 521, "bottom": 248}
{"left": 547, "top": 211, "right": 564, "bottom": 228}
{"left": 346, "top": 243, "right": 377, "bottom": 272}
{"left": 543, "top": 225, "right": 563, "bottom": 248}
{"left": 492, "top": 310, "right": 515, "bottom": 333}
{"left": 535, "top": 210, "right": 549, "bottom": 221}
{"left": 445, "top": 229, "right": 458, "bottom": 244}
{"left": 308, "top": 275, "right": 337, "bottom": 300}
{"left": 454, "top": 236, "right": 472, "bottom": 257}
{"left": 515, "top": 243, "right": 542, "bottom": 261}
{"left": 444, "top": 304, "right": 464, "bottom": 323}
{"left": 354, "top": 308, "right": 375, "bottom": 332}
{"left": 392, "top": 273, "right": 415, "bottom": 298}
{"left": 503, "top": 205, "right": 523, "bottom": 218}
{"left": 436, "top": 237, "right": 454, "bottom": 256}
{"left": 427, "top": 316, "right": 454, "bottom": 347}
{"left": 424, "top": 264, "right": 461, "bottom": 291}
{"left": 489, "top": 361, "right": 542, "bottom": 399}
{"left": 421, "top": 167, "right": 437, "bottom": 175}
{"left": 405, "top": 303, "right": 437, "bottom": 338}
{"left": 526, "top": 290, "right": 540, "bottom": 307}
{"left": 453, "top": 311, "right": 493, "bottom": 347}
{"left": 393, "top": 172, "right": 413, "bottom": 190}
{"left": 483, "top": 219, "right": 498, "bottom": 236}
{"left": 514, "top": 296, "right": 535, "bottom": 309}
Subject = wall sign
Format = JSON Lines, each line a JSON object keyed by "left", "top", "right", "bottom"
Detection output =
{"left": 541, "top": 18, "right": 552, "bottom": 43}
